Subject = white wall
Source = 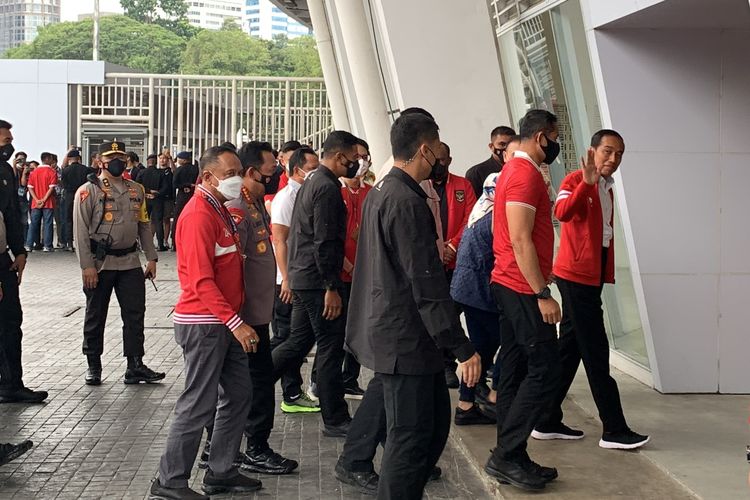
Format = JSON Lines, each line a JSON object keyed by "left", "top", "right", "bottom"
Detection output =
{"left": 370, "top": 0, "right": 511, "bottom": 174}
{"left": 589, "top": 27, "right": 750, "bottom": 392}
{"left": 0, "top": 60, "right": 106, "bottom": 162}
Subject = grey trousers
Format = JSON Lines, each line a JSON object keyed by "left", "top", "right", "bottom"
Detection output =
{"left": 158, "top": 323, "right": 251, "bottom": 488}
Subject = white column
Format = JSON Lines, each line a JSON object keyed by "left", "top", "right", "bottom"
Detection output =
{"left": 307, "top": 0, "right": 350, "bottom": 132}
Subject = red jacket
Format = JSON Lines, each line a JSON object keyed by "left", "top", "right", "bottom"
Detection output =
{"left": 553, "top": 170, "right": 615, "bottom": 286}
{"left": 341, "top": 183, "right": 372, "bottom": 282}
{"left": 173, "top": 186, "right": 245, "bottom": 331}
{"left": 440, "top": 173, "right": 477, "bottom": 270}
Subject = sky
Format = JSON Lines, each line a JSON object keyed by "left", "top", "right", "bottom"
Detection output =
{"left": 61, "top": 0, "right": 124, "bottom": 22}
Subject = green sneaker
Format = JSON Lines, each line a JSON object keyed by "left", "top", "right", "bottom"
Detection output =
{"left": 281, "top": 393, "right": 321, "bottom": 413}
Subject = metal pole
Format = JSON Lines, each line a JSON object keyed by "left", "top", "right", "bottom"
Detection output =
{"left": 93, "top": 0, "right": 100, "bottom": 61}
{"left": 147, "top": 77, "right": 155, "bottom": 154}
{"left": 284, "top": 80, "right": 291, "bottom": 142}
{"left": 177, "top": 77, "right": 184, "bottom": 149}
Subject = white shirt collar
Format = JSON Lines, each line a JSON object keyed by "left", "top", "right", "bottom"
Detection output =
{"left": 512, "top": 151, "right": 543, "bottom": 172}
{"left": 600, "top": 176, "right": 615, "bottom": 190}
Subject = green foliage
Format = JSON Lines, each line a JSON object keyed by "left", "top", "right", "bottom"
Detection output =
{"left": 3, "top": 16, "right": 185, "bottom": 73}
{"left": 120, "top": 0, "right": 197, "bottom": 39}
{"left": 267, "top": 34, "right": 322, "bottom": 77}
{"left": 180, "top": 28, "right": 271, "bottom": 76}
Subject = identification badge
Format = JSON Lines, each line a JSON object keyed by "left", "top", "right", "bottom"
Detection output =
{"left": 104, "top": 212, "right": 114, "bottom": 222}
{"left": 256, "top": 241, "right": 267, "bottom": 254}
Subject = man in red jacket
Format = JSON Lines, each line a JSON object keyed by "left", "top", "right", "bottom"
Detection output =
{"left": 532, "top": 129, "right": 649, "bottom": 450}
{"left": 152, "top": 145, "right": 262, "bottom": 499}
{"left": 432, "top": 141, "right": 477, "bottom": 388}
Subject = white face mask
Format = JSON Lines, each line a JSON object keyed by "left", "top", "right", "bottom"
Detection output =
{"left": 212, "top": 173, "right": 243, "bottom": 200}
{"left": 355, "top": 159, "right": 371, "bottom": 178}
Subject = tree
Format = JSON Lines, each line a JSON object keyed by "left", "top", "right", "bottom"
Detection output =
{"left": 3, "top": 16, "right": 186, "bottom": 74}
{"left": 267, "top": 34, "right": 322, "bottom": 77}
{"left": 120, "top": 0, "right": 198, "bottom": 39}
{"left": 180, "top": 28, "right": 271, "bottom": 76}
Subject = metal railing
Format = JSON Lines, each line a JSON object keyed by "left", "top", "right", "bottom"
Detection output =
{"left": 74, "top": 73, "right": 333, "bottom": 157}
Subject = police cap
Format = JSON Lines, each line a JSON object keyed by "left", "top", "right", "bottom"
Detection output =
{"left": 176, "top": 151, "right": 192, "bottom": 160}
{"left": 99, "top": 140, "right": 126, "bottom": 157}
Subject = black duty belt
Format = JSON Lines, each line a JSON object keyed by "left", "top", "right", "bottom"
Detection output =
{"left": 90, "top": 240, "right": 138, "bottom": 257}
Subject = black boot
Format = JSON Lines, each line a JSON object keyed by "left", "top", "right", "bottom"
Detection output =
{"left": 85, "top": 355, "right": 102, "bottom": 386}
{"left": 124, "top": 356, "right": 166, "bottom": 384}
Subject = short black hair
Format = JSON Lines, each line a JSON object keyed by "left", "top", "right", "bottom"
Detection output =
{"left": 591, "top": 129, "right": 624, "bottom": 148}
{"left": 200, "top": 145, "right": 240, "bottom": 172}
{"left": 147, "top": 154, "right": 158, "bottom": 162}
{"left": 508, "top": 134, "right": 522, "bottom": 144}
{"left": 355, "top": 137, "right": 370, "bottom": 153}
{"left": 321, "top": 131, "right": 359, "bottom": 159}
{"left": 518, "top": 110, "right": 557, "bottom": 139}
{"left": 391, "top": 113, "right": 440, "bottom": 161}
{"left": 440, "top": 142, "right": 451, "bottom": 156}
{"left": 0, "top": 120, "right": 12, "bottom": 130}
{"left": 401, "top": 107, "right": 434, "bottom": 121}
{"left": 15, "top": 151, "right": 26, "bottom": 157}
{"left": 28, "top": 160, "right": 39, "bottom": 167}
{"left": 491, "top": 126, "right": 516, "bottom": 139}
{"left": 220, "top": 141, "right": 237, "bottom": 152}
{"left": 280, "top": 140, "right": 302, "bottom": 154}
{"left": 40, "top": 152, "right": 54, "bottom": 164}
{"left": 127, "top": 151, "right": 139, "bottom": 163}
{"left": 288, "top": 147, "right": 317, "bottom": 175}
{"left": 237, "top": 141, "right": 275, "bottom": 173}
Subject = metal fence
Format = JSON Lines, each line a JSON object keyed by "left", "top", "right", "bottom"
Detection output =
{"left": 72, "top": 73, "right": 333, "bottom": 160}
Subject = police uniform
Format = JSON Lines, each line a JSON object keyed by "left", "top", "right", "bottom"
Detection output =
{"left": 73, "top": 141, "right": 165, "bottom": 386}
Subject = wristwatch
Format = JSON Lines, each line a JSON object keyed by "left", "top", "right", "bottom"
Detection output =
{"left": 535, "top": 286, "right": 552, "bottom": 300}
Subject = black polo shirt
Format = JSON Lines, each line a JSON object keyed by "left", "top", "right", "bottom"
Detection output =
{"left": 0, "top": 160, "right": 26, "bottom": 256}
{"left": 465, "top": 156, "right": 503, "bottom": 198}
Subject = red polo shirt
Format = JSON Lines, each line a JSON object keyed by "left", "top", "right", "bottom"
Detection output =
{"left": 491, "top": 154, "right": 554, "bottom": 294}
{"left": 27, "top": 165, "right": 58, "bottom": 209}
{"left": 341, "top": 183, "right": 372, "bottom": 283}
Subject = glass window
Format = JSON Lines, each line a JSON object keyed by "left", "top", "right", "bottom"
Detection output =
{"left": 494, "top": 0, "right": 650, "bottom": 368}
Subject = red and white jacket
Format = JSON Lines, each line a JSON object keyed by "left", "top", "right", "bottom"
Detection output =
{"left": 173, "top": 186, "right": 245, "bottom": 330}
{"left": 440, "top": 173, "right": 477, "bottom": 270}
{"left": 553, "top": 170, "right": 615, "bottom": 286}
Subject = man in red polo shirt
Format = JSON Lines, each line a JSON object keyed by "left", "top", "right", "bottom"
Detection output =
{"left": 532, "top": 129, "right": 649, "bottom": 450}
{"left": 484, "top": 109, "right": 562, "bottom": 492}
{"left": 25, "top": 152, "right": 58, "bottom": 252}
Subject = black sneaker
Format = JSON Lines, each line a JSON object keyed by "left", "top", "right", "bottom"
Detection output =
{"left": 124, "top": 363, "right": 166, "bottom": 384}
{"left": 531, "top": 422, "right": 585, "bottom": 440}
{"left": 201, "top": 470, "right": 262, "bottom": 495}
{"left": 149, "top": 479, "right": 208, "bottom": 499}
{"left": 197, "top": 440, "right": 243, "bottom": 469}
{"left": 428, "top": 466, "right": 442, "bottom": 482}
{"left": 0, "top": 387, "right": 48, "bottom": 404}
{"left": 322, "top": 420, "right": 350, "bottom": 438}
{"left": 599, "top": 429, "right": 650, "bottom": 450}
{"left": 0, "top": 440, "right": 33, "bottom": 467}
{"left": 478, "top": 401, "right": 497, "bottom": 420}
{"left": 241, "top": 447, "right": 298, "bottom": 475}
{"left": 334, "top": 462, "right": 378, "bottom": 495}
{"left": 484, "top": 453, "right": 546, "bottom": 491}
{"left": 520, "top": 456, "right": 558, "bottom": 483}
{"left": 444, "top": 367, "right": 459, "bottom": 389}
{"left": 454, "top": 405, "right": 495, "bottom": 426}
{"left": 85, "top": 368, "right": 102, "bottom": 386}
{"left": 344, "top": 384, "right": 365, "bottom": 400}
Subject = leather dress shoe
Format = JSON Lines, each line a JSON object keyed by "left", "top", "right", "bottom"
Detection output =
{"left": 85, "top": 368, "right": 102, "bottom": 386}
{"left": 322, "top": 420, "right": 350, "bottom": 438}
{"left": 334, "top": 462, "right": 378, "bottom": 495}
{"left": 484, "top": 453, "right": 546, "bottom": 491}
{"left": 0, "top": 440, "right": 33, "bottom": 466}
{"left": 241, "top": 447, "right": 298, "bottom": 475}
{"left": 0, "top": 387, "right": 48, "bottom": 403}
{"left": 201, "top": 470, "right": 262, "bottom": 495}
{"left": 149, "top": 479, "right": 208, "bottom": 500}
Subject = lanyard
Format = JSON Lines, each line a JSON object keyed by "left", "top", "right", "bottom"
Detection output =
{"left": 197, "top": 185, "right": 240, "bottom": 245}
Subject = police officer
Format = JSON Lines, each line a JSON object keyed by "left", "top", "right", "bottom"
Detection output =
{"left": 60, "top": 150, "right": 90, "bottom": 252}
{"left": 73, "top": 140, "right": 165, "bottom": 386}
{"left": 170, "top": 151, "right": 198, "bottom": 252}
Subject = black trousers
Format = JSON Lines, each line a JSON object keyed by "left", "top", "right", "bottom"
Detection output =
{"left": 491, "top": 283, "right": 560, "bottom": 461}
{"left": 538, "top": 276, "right": 628, "bottom": 433}
{"left": 171, "top": 192, "right": 192, "bottom": 249}
{"left": 271, "top": 289, "right": 349, "bottom": 426}
{"left": 379, "top": 372, "right": 451, "bottom": 500}
{"left": 82, "top": 267, "right": 146, "bottom": 357}
{"left": 339, "top": 376, "right": 388, "bottom": 473}
{"left": 0, "top": 252, "right": 24, "bottom": 392}
{"left": 244, "top": 324, "right": 276, "bottom": 451}
{"left": 62, "top": 192, "right": 74, "bottom": 246}
{"left": 443, "top": 269, "right": 460, "bottom": 372}
{"left": 152, "top": 199, "right": 166, "bottom": 247}
{"left": 270, "top": 284, "right": 303, "bottom": 400}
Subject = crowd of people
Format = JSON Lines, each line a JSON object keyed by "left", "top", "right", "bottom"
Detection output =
{"left": 0, "top": 107, "right": 649, "bottom": 499}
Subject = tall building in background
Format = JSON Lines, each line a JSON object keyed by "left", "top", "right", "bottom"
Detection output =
{"left": 0, "top": 0, "right": 61, "bottom": 54}
{"left": 186, "top": 0, "right": 243, "bottom": 30}
{"left": 244, "top": 0, "right": 310, "bottom": 39}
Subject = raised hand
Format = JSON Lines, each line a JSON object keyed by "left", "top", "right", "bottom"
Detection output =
{"left": 581, "top": 147, "right": 600, "bottom": 186}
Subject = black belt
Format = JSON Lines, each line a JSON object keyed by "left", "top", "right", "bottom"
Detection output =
{"left": 90, "top": 240, "right": 137, "bottom": 257}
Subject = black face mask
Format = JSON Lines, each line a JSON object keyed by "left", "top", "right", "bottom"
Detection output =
{"left": 431, "top": 161, "right": 449, "bottom": 182}
{"left": 0, "top": 143, "right": 15, "bottom": 162}
{"left": 542, "top": 135, "right": 561, "bottom": 165}
{"left": 494, "top": 148, "right": 506, "bottom": 164}
{"left": 106, "top": 158, "right": 126, "bottom": 177}
{"left": 340, "top": 155, "right": 359, "bottom": 179}
{"left": 261, "top": 166, "right": 282, "bottom": 195}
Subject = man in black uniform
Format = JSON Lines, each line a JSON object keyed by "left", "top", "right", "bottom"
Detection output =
{"left": 152, "top": 153, "right": 174, "bottom": 251}
{"left": 0, "top": 119, "right": 48, "bottom": 404}
{"left": 271, "top": 131, "right": 361, "bottom": 438}
{"left": 340, "top": 113, "right": 481, "bottom": 500}
{"left": 73, "top": 141, "right": 166, "bottom": 386}
{"left": 170, "top": 151, "right": 198, "bottom": 252}
{"left": 136, "top": 154, "right": 161, "bottom": 249}
{"left": 465, "top": 126, "right": 516, "bottom": 198}
{"left": 125, "top": 152, "right": 144, "bottom": 182}
{"left": 60, "top": 150, "right": 90, "bottom": 252}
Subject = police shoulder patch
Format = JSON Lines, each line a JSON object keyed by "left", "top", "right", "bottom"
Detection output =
{"left": 228, "top": 207, "right": 245, "bottom": 224}
{"left": 80, "top": 190, "right": 90, "bottom": 202}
